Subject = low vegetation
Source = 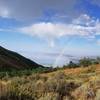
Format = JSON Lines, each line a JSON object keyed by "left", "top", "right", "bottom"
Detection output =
{"left": 63, "top": 57, "right": 100, "bottom": 68}
{"left": 0, "top": 57, "right": 100, "bottom": 100}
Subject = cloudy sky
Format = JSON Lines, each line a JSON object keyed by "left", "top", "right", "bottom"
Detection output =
{"left": 0, "top": 0, "right": 100, "bottom": 66}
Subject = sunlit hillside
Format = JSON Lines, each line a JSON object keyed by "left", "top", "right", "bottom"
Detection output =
{"left": 0, "top": 64, "right": 100, "bottom": 100}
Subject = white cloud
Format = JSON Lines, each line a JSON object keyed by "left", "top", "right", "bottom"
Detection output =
{"left": 1, "top": 14, "right": 100, "bottom": 46}
{"left": 19, "top": 22, "right": 93, "bottom": 38}
{"left": 19, "top": 14, "right": 100, "bottom": 40}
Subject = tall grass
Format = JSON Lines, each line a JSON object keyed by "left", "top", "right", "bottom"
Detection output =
{"left": 0, "top": 65, "right": 100, "bottom": 100}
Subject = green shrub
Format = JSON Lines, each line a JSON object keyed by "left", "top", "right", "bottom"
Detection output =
{"left": 79, "top": 58, "right": 92, "bottom": 67}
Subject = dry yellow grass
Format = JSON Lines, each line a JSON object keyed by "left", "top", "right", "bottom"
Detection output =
{"left": 42, "top": 64, "right": 100, "bottom": 77}
{"left": 0, "top": 64, "right": 100, "bottom": 100}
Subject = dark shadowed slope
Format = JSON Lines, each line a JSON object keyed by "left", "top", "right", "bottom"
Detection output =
{"left": 0, "top": 46, "right": 44, "bottom": 71}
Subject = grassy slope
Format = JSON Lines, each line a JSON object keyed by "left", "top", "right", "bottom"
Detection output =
{"left": 0, "top": 65, "right": 100, "bottom": 100}
{"left": 42, "top": 65, "right": 100, "bottom": 100}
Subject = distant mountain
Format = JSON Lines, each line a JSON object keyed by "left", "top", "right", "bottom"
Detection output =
{"left": 0, "top": 46, "right": 44, "bottom": 71}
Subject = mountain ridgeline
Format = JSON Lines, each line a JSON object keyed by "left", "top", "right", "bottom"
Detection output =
{"left": 0, "top": 46, "right": 44, "bottom": 71}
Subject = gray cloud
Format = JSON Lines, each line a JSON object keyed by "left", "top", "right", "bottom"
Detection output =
{"left": 0, "top": 0, "right": 83, "bottom": 22}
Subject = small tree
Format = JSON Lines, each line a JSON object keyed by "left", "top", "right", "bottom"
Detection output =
{"left": 79, "top": 58, "right": 92, "bottom": 67}
{"left": 96, "top": 57, "right": 100, "bottom": 64}
{"left": 67, "top": 61, "right": 79, "bottom": 68}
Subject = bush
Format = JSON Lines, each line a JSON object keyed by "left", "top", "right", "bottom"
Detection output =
{"left": 79, "top": 58, "right": 92, "bottom": 67}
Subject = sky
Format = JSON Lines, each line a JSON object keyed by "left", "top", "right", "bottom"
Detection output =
{"left": 0, "top": 0, "right": 100, "bottom": 66}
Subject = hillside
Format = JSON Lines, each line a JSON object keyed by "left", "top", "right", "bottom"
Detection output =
{"left": 0, "top": 46, "right": 44, "bottom": 71}
{"left": 0, "top": 64, "right": 100, "bottom": 100}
